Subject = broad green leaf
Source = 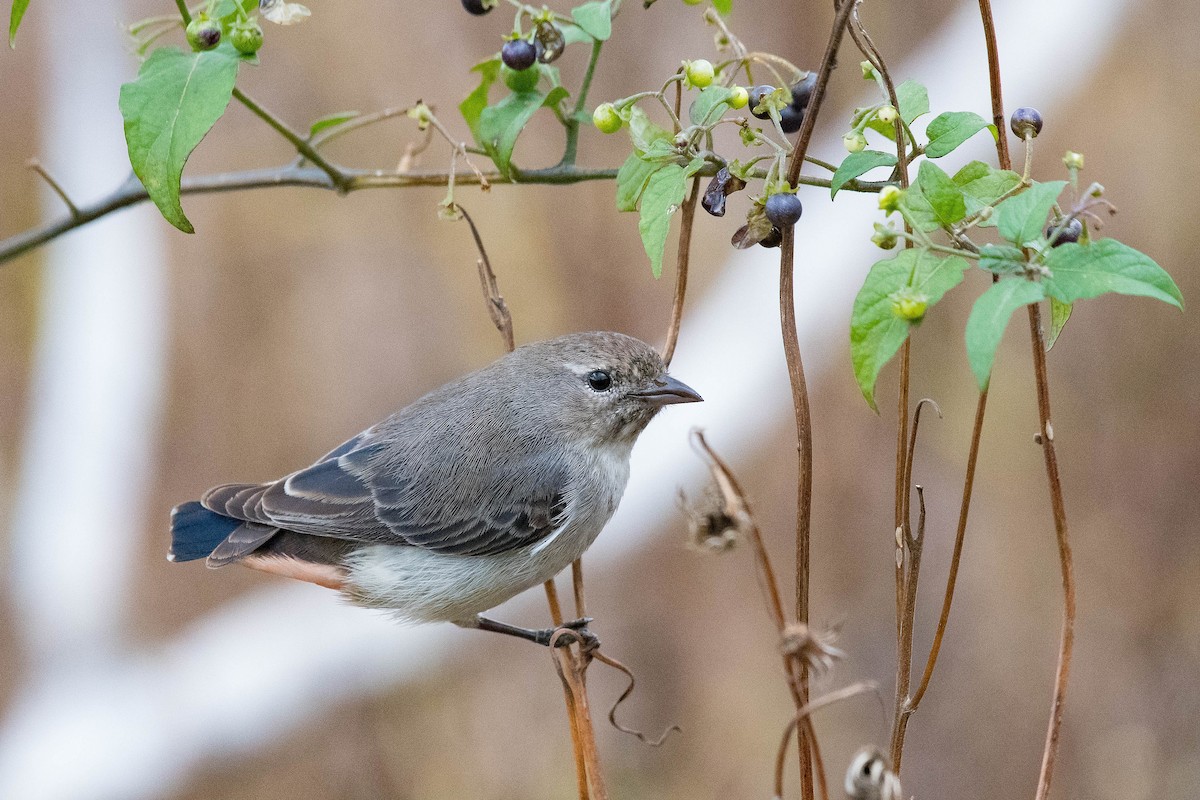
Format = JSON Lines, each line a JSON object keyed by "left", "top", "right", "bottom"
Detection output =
{"left": 689, "top": 85, "right": 735, "bottom": 126}
{"left": 119, "top": 46, "right": 240, "bottom": 233}
{"left": 616, "top": 151, "right": 662, "bottom": 212}
{"left": 924, "top": 111, "right": 991, "bottom": 158}
{"left": 1046, "top": 298, "right": 1072, "bottom": 351}
{"left": 308, "top": 111, "right": 359, "bottom": 137}
{"left": 712, "top": 0, "right": 733, "bottom": 13}
{"left": 901, "top": 161, "right": 965, "bottom": 231}
{"left": 965, "top": 278, "right": 1045, "bottom": 389}
{"left": 994, "top": 180, "right": 1066, "bottom": 246}
{"left": 571, "top": 0, "right": 612, "bottom": 41}
{"left": 9, "top": 0, "right": 29, "bottom": 47}
{"left": 638, "top": 158, "right": 704, "bottom": 277}
{"left": 558, "top": 22, "right": 594, "bottom": 46}
{"left": 1042, "top": 239, "right": 1183, "bottom": 309}
{"left": 627, "top": 105, "right": 671, "bottom": 152}
{"left": 850, "top": 248, "right": 971, "bottom": 409}
{"left": 979, "top": 243, "right": 1026, "bottom": 276}
{"left": 478, "top": 88, "right": 548, "bottom": 177}
{"left": 830, "top": 150, "right": 895, "bottom": 198}
{"left": 868, "top": 79, "right": 929, "bottom": 137}
{"left": 460, "top": 57, "right": 502, "bottom": 144}
{"left": 953, "top": 160, "right": 1021, "bottom": 226}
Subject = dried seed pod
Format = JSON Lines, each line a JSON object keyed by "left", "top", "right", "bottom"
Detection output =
{"left": 701, "top": 167, "right": 746, "bottom": 217}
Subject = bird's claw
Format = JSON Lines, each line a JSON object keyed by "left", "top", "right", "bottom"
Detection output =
{"left": 541, "top": 617, "right": 600, "bottom": 651}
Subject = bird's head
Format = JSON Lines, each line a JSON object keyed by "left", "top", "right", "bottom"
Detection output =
{"left": 516, "top": 331, "right": 702, "bottom": 446}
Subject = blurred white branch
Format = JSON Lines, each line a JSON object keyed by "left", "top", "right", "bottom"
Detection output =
{"left": 0, "top": 0, "right": 1129, "bottom": 796}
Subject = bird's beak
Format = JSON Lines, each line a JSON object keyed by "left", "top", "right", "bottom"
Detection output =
{"left": 632, "top": 374, "right": 703, "bottom": 406}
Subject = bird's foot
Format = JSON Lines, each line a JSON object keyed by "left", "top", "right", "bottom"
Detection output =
{"left": 472, "top": 614, "right": 599, "bottom": 650}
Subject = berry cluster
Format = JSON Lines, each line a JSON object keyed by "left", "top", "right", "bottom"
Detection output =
{"left": 748, "top": 72, "right": 816, "bottom": 134}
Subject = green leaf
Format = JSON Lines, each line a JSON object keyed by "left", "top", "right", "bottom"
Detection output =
{"left": 689, "top": 85, "right": 735, "bottom": 126}
{"left": 965, "top": 279, "right": 1045, "bottom": 389}
{"left": 850, "top": 248, "right": 971, "bottom": 409}
{"left": 830, "top": 150, "right": 895, "bottom": 198}
{"left": 478, "top": 88, "right": 547, "bottom": 178}
{"left": 953, "top": 160, "right": 1021, "bottom": 226}
{"left": 712, "top": 0, "right": 733, "bottom": 13}
{"left": 637, "top": 158, "right": 704, "bottom": 278}
{"left": 558, "top": 22, "right": 594, "bottom": 46}
{"left": 627, "top": 105, "right": 671, "bottom": 152}
{"left": 9, "top": 0, "right": 29, "bottom": 47}
{"left": 1046, "top": 298, "right": 1072, "bottom": 351}
{"left": 923, "top": 111, "right": 991, "bottom": 158}
{"left": 571, "top": 0, "right": 612, "bottom": 41}
{"left": 616, "top": 151, "right": 662, "bottom": 212}
{"left": 1042, "top": 239, "right": 1183, "bottom": 309}
{"left": 994, "top": 180, "right": 1066, "bottom": 246}
{"left": 900, "top": 161, "right": 965, "bottom": 231}
{"left": 119, "top": 46, "right": 240, "bottom": 233}
{"left": 979, "top": 243, "right": 1026, "bottom": 275}
{"left": 459, "top": 57, "right": 502, "bottom": 144}
{"left": 308, "top": 111, "right": 359, "bottom": 137}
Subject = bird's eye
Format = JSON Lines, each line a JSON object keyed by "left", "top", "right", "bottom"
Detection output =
{"left": 586, "top": 370, "right": 612, "bottom": 392}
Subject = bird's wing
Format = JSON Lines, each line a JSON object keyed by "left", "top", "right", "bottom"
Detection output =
{"left": 239, "top": 432, "right": 571, "bottom": 557}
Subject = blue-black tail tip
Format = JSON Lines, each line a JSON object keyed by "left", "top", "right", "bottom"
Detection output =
{"left": 169, "top": 501, "right": 240, "bottom": 563}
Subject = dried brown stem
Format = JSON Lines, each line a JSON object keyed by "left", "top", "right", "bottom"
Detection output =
{"left": 459, "top": 205, "right": 515, "bottom": 352}
{"left": 592, "top": 650, "right": 681, "bottom": 746}
{"left": 1027, "top": 302, "right": 1075, "bottom": 800}
{"left": 662, "top": 176, "right": 700, "bottom": 367}
{"left": 772, "top": 682, "right": 879, "bottom": 800}
{"left": 977, "top": 0, "right": 1011, "bottom": 172}
{"left": 777, "top": 4, "right": 858, "bottom": 797}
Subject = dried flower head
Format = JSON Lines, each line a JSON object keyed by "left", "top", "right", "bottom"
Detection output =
{"left": 844, "top": 746, "right": 902, "bottom": 800}
{"left": 679, "top": 485, "right": 741, "bottom": 553}
{"left": 779, "top": 622, "right": 845, "bottom": 676}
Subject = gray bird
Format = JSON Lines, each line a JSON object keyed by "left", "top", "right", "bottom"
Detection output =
{"left": 169, "top": 331, "right": 701, "bottom": 645}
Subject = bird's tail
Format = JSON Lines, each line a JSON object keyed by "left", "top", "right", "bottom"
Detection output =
{"left": 168, "top": 501, "right": 241, "bottom": 563}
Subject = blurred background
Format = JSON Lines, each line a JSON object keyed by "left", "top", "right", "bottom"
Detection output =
{"left": 1, "top": 0, "right": 1197, "bottom": 798}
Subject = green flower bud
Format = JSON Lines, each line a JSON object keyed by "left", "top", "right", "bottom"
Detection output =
{"left": 1063, "top": 150, "right": 1084, "bottom": 170}
{"left": 871, "top": 224, "right": 898, "bottom": 249}
{"left": 878, "top": 184, "right": 904, "bottom": 213}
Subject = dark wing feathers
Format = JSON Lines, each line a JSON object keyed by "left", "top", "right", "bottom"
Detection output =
{"left": 198, "top": 428, "right": 570, "bottom": 557}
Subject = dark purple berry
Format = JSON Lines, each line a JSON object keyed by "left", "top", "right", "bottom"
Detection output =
{"left": 1045, "top": 217, "right": 1082, "bottom": 246}
{"left": 764, "top": 193, "right": 803, "bottom": 228}
{"left": 1010, "top": 106, "right": 1043, "bottom": 139}
{"left": 748, "top": 85, "right": 776, "bottom": 120}
{"left": 759, "top": 226, "right": 783, "bottom": 248}
{"left": 462, "top": 0, "right": 493, "bottom": 14}
{"left": 501, "top": 39, "right": 537, "bottom": 71}
{"left": 779, "top": 104, "right": 805, "bottom": 134}
{"left": 789, "top": 72, "right": 817, "bottom": 110}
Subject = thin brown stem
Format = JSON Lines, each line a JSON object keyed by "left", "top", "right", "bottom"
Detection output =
{"left": 909, "top": 387, "right": 989, "bottom": 708}
{"left": 662, "top": 177, "right": 700, "bottom": 367}
{"left": 230, "top": 88, "right": 349, "bottom": 189}
{"left": 977, "top": 0, "right": 1011, "bottom": 171}
{"left": 777, "top": 6, "right": 858, "bottom": 797}
{"left": 773, "top": 682, "right": 880, "bottom": 800}
{"left": 1027, "top": 303, "right": 1075, "bottom": 800}
{"left": 27, "top": 159, "right": 80, "bottom": 218}
{"left": 459, "top": 206, "right": 515, "bottom": 352}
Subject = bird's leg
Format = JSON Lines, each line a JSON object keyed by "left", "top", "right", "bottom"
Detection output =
{"left": 470, "top": 615, "right": 599, "bottom": 649}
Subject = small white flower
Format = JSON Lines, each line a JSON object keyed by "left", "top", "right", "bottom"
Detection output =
{"left": 260, "top": 0, "right": 311, "bottom": 25}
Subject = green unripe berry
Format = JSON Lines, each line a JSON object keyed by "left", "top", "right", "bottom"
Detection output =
{"left": 891, "top": 290, "right": 928, "bottom": 321}
{"left": 878, "top": 185, "right": 904, "bottom": 213}
{"left": 843, "top": 131, "right": 867, "bottom": 153}
{"left": 877, "top": 104, "right": 898, "bottom": 124}
{"left": 186, "top": 17, "right": 222, "bottom": 51}
{"left": 231, "top": 22, "right": 263, "bottom": 55}
{"left": 1063, "top": 150, "right": 1084, "bottom": 171}
{"left": 685, "top": 59, "right": 715, "bottom": 89}
{"left": 729, "top": 86, "right": 749, "bottom": 109}
{"left": 592, "top": 102, "right": 623, "bottom": 134}
{"left": 503, "top": 64, "right": 540, "bottom": 92}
